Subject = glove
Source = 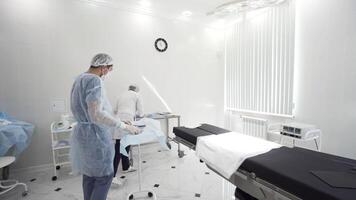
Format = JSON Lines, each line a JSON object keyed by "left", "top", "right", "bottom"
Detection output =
{"left": 125, "top": 125, "right": 141, "bottom": 135}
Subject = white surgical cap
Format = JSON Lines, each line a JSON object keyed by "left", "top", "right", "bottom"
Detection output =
{"left": 90, "top": 53, "right": 113, "bottom": 67}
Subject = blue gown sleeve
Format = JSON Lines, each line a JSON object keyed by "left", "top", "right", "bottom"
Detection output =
{"left": 85, "top": 76, "right": 125, "bottom": 128}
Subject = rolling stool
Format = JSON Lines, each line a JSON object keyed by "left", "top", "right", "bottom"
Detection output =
{"left": 0, "top": 156, "right": 28, "bottom": 197}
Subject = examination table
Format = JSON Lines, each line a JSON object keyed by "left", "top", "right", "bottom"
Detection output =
{"left": 173, "top": 124, "right": 356, "bottom": 200}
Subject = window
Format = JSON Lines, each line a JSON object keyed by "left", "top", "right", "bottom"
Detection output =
{"left": 225, "top": 0, "right": 295, "bottom": 118}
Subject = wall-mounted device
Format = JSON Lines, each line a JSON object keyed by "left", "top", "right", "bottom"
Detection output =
{"left": 281, "top": 122, "right": 320, "bottom": 140}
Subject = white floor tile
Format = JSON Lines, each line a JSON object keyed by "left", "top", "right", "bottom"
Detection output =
{"left": 2, "top": 143, "right": 227, "bottom": 200}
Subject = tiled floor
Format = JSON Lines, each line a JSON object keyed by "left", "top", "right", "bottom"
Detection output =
{"left": 2, "top": 142, "right": 234, "bottom": 200}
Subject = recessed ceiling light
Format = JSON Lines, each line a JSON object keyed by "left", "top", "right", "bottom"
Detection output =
{"left": 182, "top": 11, "right": 192, "bottom": 17}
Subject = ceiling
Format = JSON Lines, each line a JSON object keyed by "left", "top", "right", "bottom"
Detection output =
{"left": 79, "top": 0, "right": 235, "bottom": 28}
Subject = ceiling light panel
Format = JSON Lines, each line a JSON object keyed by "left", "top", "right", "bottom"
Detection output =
{"left": 208, "top": 0, "right": 286, "bottom": 17}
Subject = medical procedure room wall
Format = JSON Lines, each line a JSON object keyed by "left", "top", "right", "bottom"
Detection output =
{"left": 0, "top": 0, "right": 224, "bottom": 170}
{"left": 225, "top": 0, "right": 356, "bottom": 160}
{"left": 294, "top": 0, "right": 356, "bottom": 159}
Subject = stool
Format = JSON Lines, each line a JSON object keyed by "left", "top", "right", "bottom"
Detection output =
{"left": 0, "top": 156, "right": 28, "bottom": 197}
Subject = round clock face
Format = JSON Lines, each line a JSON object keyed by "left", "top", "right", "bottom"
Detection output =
{"left": 155, "top": 38, "right": 168, "bottom": 52}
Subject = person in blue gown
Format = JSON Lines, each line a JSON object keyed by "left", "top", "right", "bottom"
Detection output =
{"left": 70, "top": 53, "right": 140, "bottom": 200}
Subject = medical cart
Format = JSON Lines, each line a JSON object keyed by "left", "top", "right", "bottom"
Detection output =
{"left": 126, "top": 123, "right": 159, "bottom": 200}
{"left": 127, "top": 143, "right": 157, "bottom": 200}
{"left": 147, "top": 113, "right": 181, "bottom": 149}
{"left": 50, "top": 121, "right": 73, "bottom": 181}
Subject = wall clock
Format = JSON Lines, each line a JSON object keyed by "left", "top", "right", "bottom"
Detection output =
{"left": 155, "top": 38, "right": 168, "bottom": 52}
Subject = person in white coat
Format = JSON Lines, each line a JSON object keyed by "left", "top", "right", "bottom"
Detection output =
{"left": 111, "top": 84, "right": 144, "bottom": 185}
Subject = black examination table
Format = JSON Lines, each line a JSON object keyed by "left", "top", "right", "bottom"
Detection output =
{"left": 173, "top": 124, "right": 356, "bottom": 200}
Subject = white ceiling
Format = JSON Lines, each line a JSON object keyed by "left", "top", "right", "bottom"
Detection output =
{"left": 80, "top": 0, "right": 234, "bottom": 28}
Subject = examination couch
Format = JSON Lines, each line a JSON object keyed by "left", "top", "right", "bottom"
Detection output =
{"left": 172, "top": 124, "right": 356, "bottom": 200}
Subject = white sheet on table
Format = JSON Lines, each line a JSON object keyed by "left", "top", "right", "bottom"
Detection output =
{"left": 120, "top": 118, "right": 169, "bottom": 156}
{"left": 196, "top": 132, "right": 281, "bottom": 179}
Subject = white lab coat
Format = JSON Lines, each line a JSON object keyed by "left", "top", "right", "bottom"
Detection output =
{"left": 112, "top": 90, "right": 143, "bottom": 139}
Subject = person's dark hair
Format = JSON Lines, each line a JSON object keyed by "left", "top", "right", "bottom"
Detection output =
{"left": 128, "top": 85, "right": 139, "bottom": 92}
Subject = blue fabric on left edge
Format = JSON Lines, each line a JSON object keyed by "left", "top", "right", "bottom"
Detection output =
{"left": 0, "top": 112, "right": 35, "bottom": 157}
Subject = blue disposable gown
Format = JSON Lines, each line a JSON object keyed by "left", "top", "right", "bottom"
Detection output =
{"left": 70, "top": 73, "right": 123, "bottom": 177}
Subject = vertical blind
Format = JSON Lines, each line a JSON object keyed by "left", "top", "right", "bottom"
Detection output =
{"left": 225, "top": 0, "right": 295, "bottom": 117}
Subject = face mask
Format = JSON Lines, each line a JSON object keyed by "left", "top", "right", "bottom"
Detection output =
{"left": 100, "top": 68, "right": 108, "bottom": 80}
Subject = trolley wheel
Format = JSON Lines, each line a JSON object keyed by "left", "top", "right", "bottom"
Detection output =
{"left": 166, "top": 142, "right": 172, "bottom": 149}
{"left": 52, "top": 176, "right": 57, "bottom": 181}
{"left": 56, "top": 165, "right": 61, "bottom": 170}
{"left": 22, "top": 191, "right": 28, "bottom": 197}
{"left": 148, "top": 192, "right": 153, "bottom": 197}
{"left": 129, "top": 194, "right": 134, "bottom": 200}
{"left": 178, "top": 151, "right": 184, "bottom": 158}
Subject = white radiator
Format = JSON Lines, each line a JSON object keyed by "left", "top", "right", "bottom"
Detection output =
{"left": 242, "top": 116, "right": 268, "bottom": 139}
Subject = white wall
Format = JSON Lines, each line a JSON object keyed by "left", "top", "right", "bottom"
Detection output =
{"left": 294, "top": 0, "right": 356, "bottom": 159}
{"left": 0, "top": 0, "right": 224, "bottom": 169}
